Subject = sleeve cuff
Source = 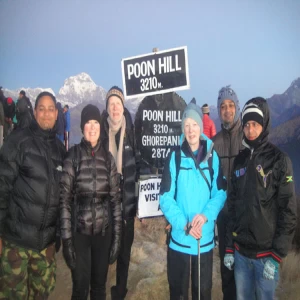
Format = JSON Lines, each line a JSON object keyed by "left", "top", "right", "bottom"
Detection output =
{"left": 225, "top": 247, "right": 235, "bottom": 254}
{"left": 271, "top": 250, "right": 283, "bottom": 263}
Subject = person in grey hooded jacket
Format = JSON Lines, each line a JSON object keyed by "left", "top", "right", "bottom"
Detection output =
{"left": 212, "top": 86, "right": 244, "bottom": 300}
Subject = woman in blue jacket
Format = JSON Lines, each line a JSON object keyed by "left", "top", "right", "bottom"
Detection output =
{"left": 160, "top": 99, "right": 226, "bottom": 300}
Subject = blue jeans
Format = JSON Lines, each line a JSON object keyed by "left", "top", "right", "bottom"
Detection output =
{"left": 234, "top": 250, "right": 279, "bottom": 300}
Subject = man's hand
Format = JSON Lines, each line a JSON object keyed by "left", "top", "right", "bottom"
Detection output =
{"left": 263, "top": 259, "right": 279, "bottom": 280}
{"left": 224, "top": 253, "right": 235, "bottom": 270}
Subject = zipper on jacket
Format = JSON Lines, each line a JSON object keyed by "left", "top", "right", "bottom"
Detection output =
{"left": 245, "top": 152, "right": 254, "bottom": 248}
{"left": 92, "top": 150, "right": 97, "bottom": 234}
{"left": 229, "top": 131, "right": 232, "bottom": 181}
{"left": 40, "top": 141, "right": 52, "bottom": 249}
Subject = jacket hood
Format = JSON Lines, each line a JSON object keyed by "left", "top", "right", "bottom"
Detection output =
{"left": 180, "top": 133, "right": 214, "bottom": 164}
{"left": 56, "top": 102, "right": 62, "bottom": 110}
{"left": 217, "top": 85, "right": 240, "bottom": 125}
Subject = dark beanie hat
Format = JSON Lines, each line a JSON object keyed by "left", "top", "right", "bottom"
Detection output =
{"left": 20, "top": 90, "right": 26, "bottom": 96}
{"left": 242, "top": 100, "right": 264, "bottom": 127}
{"left": 106, "top": 86, "right": 124, "bottom": 109}
{"left": 80, "top": 104, "right": 101, "bottom": 131}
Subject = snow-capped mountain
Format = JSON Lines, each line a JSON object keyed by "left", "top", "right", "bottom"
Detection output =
{"left": 2, "top": 72, "right": 147, "bottom": 113}
{"left": 56, "top": 72, "right": 107, "bottom": 107}
{"left": 2, "top": 73, "right": 106, "bottom": 108}
{"left": 3, "top": 87, "right": 56, "bottom": 106}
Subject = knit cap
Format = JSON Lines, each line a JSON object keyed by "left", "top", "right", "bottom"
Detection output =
{"left": 106, "top": 86, "right": 124, "bottom": 109}
{"left": 201, "top": 104, "right": 210, "bottom": 114}
{"left": 217, "top": 85, "right": 240, "bottom": 123}
{"left": 7, "top": 97, "right": 13, "bottom": 104}
{"left": 242, "top": 100, "right": 264, "bottom": 127}
{"left": 80, "top": 104, "right": 101, "bottom": 131}
{"left": 181, "top": 98, "right": 203, "bottom": 133}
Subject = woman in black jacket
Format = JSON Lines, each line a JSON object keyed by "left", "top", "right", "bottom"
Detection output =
{"left": 60, "top": 104, "right": 122, "bottom": 300}
{"left": 101, "top": 86, "right": 139, "bottom": 300}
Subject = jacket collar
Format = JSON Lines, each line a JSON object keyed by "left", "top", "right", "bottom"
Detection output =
{"left": 181, "top": 135, "right": 214, "bottom": 168}
{"left": 81, "top": 137, "right": 101, "bottom": 153}
{"left": 29, "top": 119, "right": 57, "bottom": 141}
{"left": 221, "top": 118, "right": 242, "bottom": 135}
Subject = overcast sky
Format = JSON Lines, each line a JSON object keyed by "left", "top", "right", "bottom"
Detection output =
{"left": 0, "top": 0, "right": 299, "bottom": 106}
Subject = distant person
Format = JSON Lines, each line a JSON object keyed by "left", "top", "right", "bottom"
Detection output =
{"left": 63, "top": 104, "right": 70, "bottom": 150}
{"left": 60, "top": 104, "right": 121, "bottom": 300}
{"left": 101, "top": 86, "right": 140, "bottom": 300}
{"left": 212, "top": 85, "right": 243, "bottom": 300}
{"left": 224, "top": 97, "right": 297, "bottom": 300}
{"left": 201, "top": 104, "right": 216, "bottom": 139}
{"left": 160, "top": 99, "right": 226, "bottom": 300}
{"left": 15, "top": 94, "right": 32, "bottom": 130}
{"left": 0, "top": 91, "right": 66, "bottom": 299}
{"left": 56, "top": 102, "right": 65, "bottom": 142}
{"left": 19, "top": 90, "right": 34, "bottom": 119}
{"left": 3, "top": 97, "right": 15, "bottom": 138}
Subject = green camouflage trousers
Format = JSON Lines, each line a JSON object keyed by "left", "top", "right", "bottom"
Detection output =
{"left": 0, "top": 240, "right": 56, "bottom": 300}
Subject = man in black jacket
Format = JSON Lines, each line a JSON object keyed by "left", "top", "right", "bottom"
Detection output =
{"left": 19, "top": 90, "right": 34, "bottom": 119}
{"left": 212, "top": 85, "right": 243, "bottom": 300}
{"left": 101, "top": 86, "right": 140, "bottom": 300}
{"left": 224, "top": 97, "right": 297, "bottom": 300}
{"left": 0, "top": 91, "right": 66, "bottom": 299}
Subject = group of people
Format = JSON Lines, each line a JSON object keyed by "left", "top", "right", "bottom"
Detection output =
{"left": 0, "top": 86, "right": 138, "bottom": 300}
{"left": 0, "top": 88, "right": 33, "bottom": 142}
{"left": 0, "top": 87, "right": 71, "bottom": 151}
{"left": 54, "top": 102, "right": 71, "bottom": 150}
{"left": 0, "top": 84, "right": 297, "bottom": 300}
{"left": 159, "top": 85, "right": 297, "bottom": 300}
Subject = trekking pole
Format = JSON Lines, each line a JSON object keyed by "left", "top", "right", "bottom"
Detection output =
{"left": 0, "top": 125, "right": 3, "bottom": 149}
{"left": 198, "top": 238, "right": 201, "bottom": 300}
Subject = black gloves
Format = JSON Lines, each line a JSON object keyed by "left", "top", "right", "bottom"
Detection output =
{"left": 62, "top": 238, "right": 76, "bottom": 270}
{"left": 109, "top": 234, "right": 121, "bottom": 265}
{"left": 55, "top": 237, "right": 61, "bottom": 253}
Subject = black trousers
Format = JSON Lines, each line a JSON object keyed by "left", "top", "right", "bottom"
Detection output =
{"left": 217, "top": 209, "right": 236, "bottom": 300}
{"left": 71, "top": 226, "right": 112, "bottom": 300}
{"left": 114, "top": 218, "right": 135, "bottom": 297}
{"left": 167, "top": 247, "right": 213, "bottom": 300}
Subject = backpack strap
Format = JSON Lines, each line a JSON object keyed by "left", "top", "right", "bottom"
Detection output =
{"left": 198, "top": 148, "right": 214, "bottom": 198}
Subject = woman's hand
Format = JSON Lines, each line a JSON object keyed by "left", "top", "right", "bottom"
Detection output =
{"left": 189, "top": 214, "right": 207, "bottom": 239}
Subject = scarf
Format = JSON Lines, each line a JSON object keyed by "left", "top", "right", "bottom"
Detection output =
{"left": 108, "top": 115, "right": 126, "bottom": 174}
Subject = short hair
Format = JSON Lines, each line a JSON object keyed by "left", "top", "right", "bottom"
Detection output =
{"left": 64, "top": 104, "right": 69, "bottom": 109}
{"left": 20, "top": 90, "right": 26, "bottom": 96}
{"left": 35, "top": 91, "right": 56, "bottom": 109}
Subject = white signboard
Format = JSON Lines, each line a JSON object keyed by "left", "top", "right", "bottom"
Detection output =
{"left": 137, "top": 177, "right": 163, "bottom": 218}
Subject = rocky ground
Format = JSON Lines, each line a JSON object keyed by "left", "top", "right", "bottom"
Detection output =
{"left": 50, "top": 217, "right": 299, "bottom": 300}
